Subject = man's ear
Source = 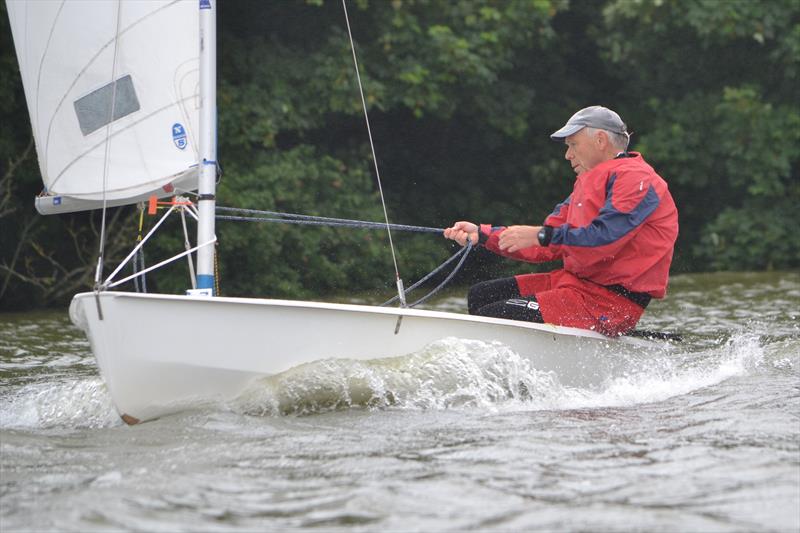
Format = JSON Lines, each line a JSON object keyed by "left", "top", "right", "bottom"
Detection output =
{"left": 595, "top": 130, "right": 609, "bottom": 149}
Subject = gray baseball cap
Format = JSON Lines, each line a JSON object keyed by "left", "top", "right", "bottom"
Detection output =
{"left": 550, "top": 105, "right": 628, "bottom": 140}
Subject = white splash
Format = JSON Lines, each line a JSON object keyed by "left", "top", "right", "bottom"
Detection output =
{"left": 0, "top": 378, "right": 120, "bottom": 429}
{"left": 233, "top": 338, "right": 562, "bottom": 416}
{"left": 551, "top": 332, "right": 766, "bottom": 410}
{"left": 233, "top": 332, "right": 769, "bottom": 416}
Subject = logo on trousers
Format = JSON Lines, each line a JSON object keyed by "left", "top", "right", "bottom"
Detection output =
{"left": 506, "top": 298, "right": 539, "bottom": 310}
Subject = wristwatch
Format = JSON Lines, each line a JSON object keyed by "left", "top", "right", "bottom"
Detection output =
{"left": 537, "top": 226, "right": 553, "bottom": 246}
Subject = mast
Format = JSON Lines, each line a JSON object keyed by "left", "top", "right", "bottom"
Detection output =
{"left": 196, "top": 0, "right": 217, "bottom": 293}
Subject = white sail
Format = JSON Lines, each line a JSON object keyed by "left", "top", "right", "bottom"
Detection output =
{"left": 6, "top": 0, "right": 200, "bottom": 213}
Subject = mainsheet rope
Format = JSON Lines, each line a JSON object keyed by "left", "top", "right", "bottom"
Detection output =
{"left": 215, "top": 205, "right": 472, "bottom": 309}
{"left": 382, "top": 240, "right": 473, "bottom": 308}
{"left": 215, "top": 206, "right": 441, "bottom": 233}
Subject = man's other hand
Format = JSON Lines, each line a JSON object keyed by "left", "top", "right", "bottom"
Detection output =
{"left": 498, "top": 225, "right": 541, "bottom": 253}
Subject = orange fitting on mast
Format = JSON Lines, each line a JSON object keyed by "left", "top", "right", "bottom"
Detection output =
{"left": 147, "top": 195, "right": 158, "bottom": 215}
{"left": 146, "top": 195, "right": 194, "bottom": 215}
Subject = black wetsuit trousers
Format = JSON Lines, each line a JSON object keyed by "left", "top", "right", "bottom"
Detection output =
{"left": 467, "top": 277, "right": 544, "bottom": 323}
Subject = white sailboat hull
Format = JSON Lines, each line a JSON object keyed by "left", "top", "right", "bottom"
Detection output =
{"left": 69, "top": 291, "right": 643, "bottom": 423}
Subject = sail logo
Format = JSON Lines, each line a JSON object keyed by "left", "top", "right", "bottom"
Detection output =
{"left": 172, "top": 123, "right": 187, "bottom": 150}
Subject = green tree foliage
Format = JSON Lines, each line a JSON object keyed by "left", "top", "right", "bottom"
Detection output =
{"left": 599, "top": 0, "right": 800, "bottom": 270}
{"left": 1, "top": 0, "right": 798, "bottom": 310}
{"left": 213, "top": 0, "right": 571, "bottom": 297}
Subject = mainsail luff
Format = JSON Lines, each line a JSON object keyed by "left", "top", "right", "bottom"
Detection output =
{"left": 6, "top": 0, "right": 201, "bottom": 212}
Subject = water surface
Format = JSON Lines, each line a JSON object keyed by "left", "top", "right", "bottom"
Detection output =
{"left": 1, "top": 272, "right": 798, "bottom": 531}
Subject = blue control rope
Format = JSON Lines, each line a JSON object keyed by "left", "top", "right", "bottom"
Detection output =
{"left": 216, "top": 206, "right": 442, "bottom": 234}
{"left": 215, "top": 205, "right": 471, "bottom": 308}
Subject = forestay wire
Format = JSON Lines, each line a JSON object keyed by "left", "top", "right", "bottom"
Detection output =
{"left": 341, "top": 0, "right": 407, "bottom": 306}
{"left": 94, "top": 0, "right": 124, "bottom": 290}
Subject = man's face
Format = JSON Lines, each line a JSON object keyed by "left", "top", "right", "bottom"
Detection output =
{"left": 564, "top": 128, "right": 604, "bottom": 175}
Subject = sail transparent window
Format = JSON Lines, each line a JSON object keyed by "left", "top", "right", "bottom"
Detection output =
{"left": 73, "top": 75, "right": 140, "bottom": 136}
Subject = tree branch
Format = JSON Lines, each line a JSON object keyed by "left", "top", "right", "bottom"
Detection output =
{"left": 0, "top": 137, "right": 35, "bottom": 220}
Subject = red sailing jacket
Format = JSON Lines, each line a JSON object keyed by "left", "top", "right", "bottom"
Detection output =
{"left": 480, "top": 152, "right": 678, "bottom": 298}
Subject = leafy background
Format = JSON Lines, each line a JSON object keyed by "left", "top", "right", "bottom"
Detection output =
{"left": 1, "top": 0, "right": 798, "bottom": 310}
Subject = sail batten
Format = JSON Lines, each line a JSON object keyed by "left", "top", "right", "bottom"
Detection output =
{"left": 7, "top": 0, "right": 200, "bottom": 212}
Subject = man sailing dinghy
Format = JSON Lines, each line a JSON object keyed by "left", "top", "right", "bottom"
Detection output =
{"left": 445, "top": 106, "right": 679, "bottom": 337}
{"left": 7, "top": 0, "right": 664, "bottom": 424}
